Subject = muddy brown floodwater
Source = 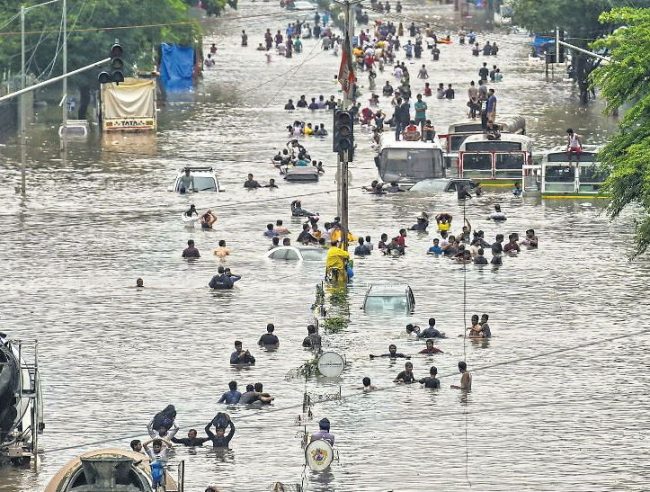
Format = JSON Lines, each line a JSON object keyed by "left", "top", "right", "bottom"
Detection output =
{"left": 0, "top": 1, "right": 649, "bottom": 491}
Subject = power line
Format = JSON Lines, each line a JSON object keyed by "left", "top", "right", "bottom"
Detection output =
{"left": 0, "top": 186, "right": 366, "bottom": 235}
{"left": 38, "top": 328, "right": 648, "bottom": 456}
{"left": 0, "top": 10, "right": 294, "bottom": 38}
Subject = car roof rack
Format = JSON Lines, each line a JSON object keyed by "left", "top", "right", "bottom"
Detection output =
{"left": 182, "top": 166, "right": 214, "bottom": 172}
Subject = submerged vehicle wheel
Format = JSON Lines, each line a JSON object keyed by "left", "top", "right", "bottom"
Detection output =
{"left": 10, "top": 456, "right": 31, "bottom": 466}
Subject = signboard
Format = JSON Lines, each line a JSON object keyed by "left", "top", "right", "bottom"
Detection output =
{"left": 305, "top": 439, "right": 334, "bottom": 472}
{"left": 103, "top": 118, "right": 156, "bottom": 131}
{"left": 101, "top": 78, "right": 157, "bottom": 132}
{"left": 317, "top": 352, "right": 345, "bottom": 378}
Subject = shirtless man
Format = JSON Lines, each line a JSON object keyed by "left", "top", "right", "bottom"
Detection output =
{"left": 213, "top": 240, "right": 231, "bottom": 259}
{"left": 200, "top": 210, "right": 217, "bottom": 230}
{"left": 467, "top": 314, "right": 483, "bottom": 338}
{"left": 451, "top": 361, "right": 472, "bottom": 391}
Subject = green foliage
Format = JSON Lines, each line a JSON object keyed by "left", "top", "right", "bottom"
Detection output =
{"left": 511, "top": 0, "right": 650, "bottom": 46}
{"left": 323, "top": 315, "right": 348, "bottom": 332}
{"left": 184, "top": 0, "right": 229, "bottom": 17}
{"left": 0, "top": 0, "right": 206, "bottom": 88}
{"left": 290, "top": 357, "right": 319, "bottom": 380}
{"left": 592, "top": 7, "right": 650, "bottom": 256}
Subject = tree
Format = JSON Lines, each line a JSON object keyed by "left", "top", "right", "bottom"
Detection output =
{"left": 510, "top": 0, "right": 650, "bottom": 103}
{"left": 592, "top": 8, "right": 650, "bottom": 256}
{"left": 0, "top": 0, "right": 229, "bottom": 117}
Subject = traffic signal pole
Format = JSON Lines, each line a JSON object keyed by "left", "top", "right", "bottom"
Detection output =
{"left": 334, "top": 0, "right": 361, "bottom": 252}
{"left": 0, "top": 58, "right": 111, "bottom": 104}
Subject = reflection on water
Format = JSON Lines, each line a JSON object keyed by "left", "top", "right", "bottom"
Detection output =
{"left": 1, "top": 1, "right": 649, "bottom": 492}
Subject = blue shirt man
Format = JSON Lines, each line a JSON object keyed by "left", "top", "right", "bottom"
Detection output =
{"left": 264, "top": 224, "right": 279, "bottom": 238}
{"left": 218, "top": 381, "right": 242, "bottom": 404}
{"left": 414, "top": 95, "right": 427, "bottom": 123}
{"left": 354, "top": 238, "right": 371, "bottom": 256}
{"left": 427, "top": 239, "right": 442, "bottom": 255}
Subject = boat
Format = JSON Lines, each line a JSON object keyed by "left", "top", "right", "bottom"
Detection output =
{"left": 44, "top": 448, "right": 185, "bottom": 492}
{"left": 457, "top": 133, "right": 533, "bottom": 187}
{"left": 0, "top": 335, "right": 43, "bottom": 466}
{"left": 442, "top": 116, "right": 526, "bottom": 172}
{"left": 524, "top": 146, "right": 606, "bottom": 199}
{"left": 283, "top": 166, "right": 320, "bottom": 182}
{"left": 374, "top": 132, "right": 445, "bottom": 189}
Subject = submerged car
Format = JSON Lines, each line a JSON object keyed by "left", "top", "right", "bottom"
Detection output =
{"left": 362, "top": 284, "right": 415, "bottom": 313}
{"left": 168, "top": 166, "right": 222, "bottom": 193}
{"left": 409, "top": 177, "right": 478, "bottom": 193}
{"left": 284, "top": 167, "right": 320, "bottom": 182}
{"left": 266, "top": 246, "right": 326, "bottom": 261}
{"left": 287, "top": 1, "right": 316, "bottom": 10}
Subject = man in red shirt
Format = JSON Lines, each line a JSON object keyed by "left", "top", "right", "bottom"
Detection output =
{"left": 419, "top": 339, "right": 443, "bottom": 355}
{"left": 396, "top": 229, "right": 407, "bottom": 248}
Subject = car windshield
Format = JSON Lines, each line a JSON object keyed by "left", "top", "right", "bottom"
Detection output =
{"left": 365, "top": 295, "right": 408, "bottom": 312}
{"left": 192, "top": 176, "right": 217, "bottom": 191}
{"left": 299, "top": 248, "right": 326, "bottom": 261}
{"left": 410, "top": 180, "right": 448, "bottom": 192}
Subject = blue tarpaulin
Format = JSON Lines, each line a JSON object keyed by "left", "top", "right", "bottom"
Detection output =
{"left": 531, "top": 35, "right": 555, "bottom": 56}
{"left": 159, "top": 43, "right": 195, "bottom": 93}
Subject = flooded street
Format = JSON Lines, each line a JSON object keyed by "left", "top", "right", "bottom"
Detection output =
{"left": 1, "top": 1, "right": 649, "bottom": 491}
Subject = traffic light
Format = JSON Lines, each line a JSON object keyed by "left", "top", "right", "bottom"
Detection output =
{"left": 333, "top": 110, "right": 354, "bottom": 161}
{"left": 99, "top": 42, "right": 125, "bottom": 84}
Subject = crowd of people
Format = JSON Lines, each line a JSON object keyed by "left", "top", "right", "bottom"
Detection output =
{"left": 156, "top": 4, "right": 544, "bottom": 490}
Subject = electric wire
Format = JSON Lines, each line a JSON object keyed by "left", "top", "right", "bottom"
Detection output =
{"left": 262, "top": 39, "right": 326, "bottom": 108}
{"left": 38, "top": 328, "right": 648, "bottom": 456}
{"left": 0, "top": 10, "right": 298, "bottom": 38}
{"left": 0, "top": 186, "right": 368, "bottom": 235}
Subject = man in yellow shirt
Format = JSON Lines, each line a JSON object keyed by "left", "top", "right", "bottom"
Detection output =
{"left": 330, "top": 223, "right": 356, "bottom": 244}
{"left": 326, "top": 240, "right": 350, "bottom": 282}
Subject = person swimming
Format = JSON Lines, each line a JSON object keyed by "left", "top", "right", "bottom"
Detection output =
{"left": 369, "top": 344, "right": 411, "bottom": 359}
{"left": 291, "top": 200, "right": 317, "bottom": 217}
{"left": 185, "top": 204, "right": 198, "bottom": 217}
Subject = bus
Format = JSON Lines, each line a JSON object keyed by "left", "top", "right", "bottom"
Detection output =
{"left": 375, "top": 132, "right": 445, "bottom": 189}
{"left": 458, "top": 133, "right": 533, "bottom": 186}
{"left": 535, "top": 146, "right": 606, "bottom": 198}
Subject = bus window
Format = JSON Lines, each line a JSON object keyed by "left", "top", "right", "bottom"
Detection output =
{"left": 544, "top": 165, "right": 574, "bottom": 182}
{"left": 462, "top": 153, "right": 492, "bottom": 178}
{"left": 495, "top": 153, "right": 525, "bottom": 179}
{"left": 463, "top": 154, "right": 492, "bottom": 170}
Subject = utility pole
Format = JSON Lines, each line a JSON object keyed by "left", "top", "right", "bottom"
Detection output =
{"left": 555, "top": 27, "right": 560, "bottom": 65}
{"left": 20, "top": 5, "right": 26, "bottom": 134}
{"left": 334, "top": 0, "right": 361, "bottom": 252}
{"left": 18, "top": 0, "right": 61, "bottom": 194}
{"left": 61, "top": 0, "right": 67, "bottom": 150}
{"left": 340, "top": 0, "right": 351, "bottom": 250}
{"left": 20, "top": 6, "right": 26, "bottom": 196}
